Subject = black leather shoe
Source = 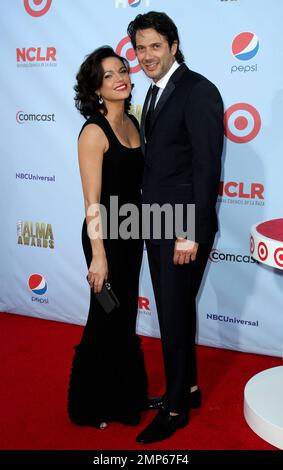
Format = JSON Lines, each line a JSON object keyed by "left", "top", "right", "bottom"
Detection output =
{"left": 136, "top": 409, "right": 189, "bottom": 444}
{"left": 145, "top": 388, "right": 202, "bottom": 410}
{"left": 144, "top": 396, "right": 164, "bottom": 410}
{"left": 189, "top": 388, "right": 202, "bottom": 408}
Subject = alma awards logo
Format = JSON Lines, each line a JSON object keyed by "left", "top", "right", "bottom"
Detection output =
{"left": 17, "top": 220, "right": 54, "bottom": 249}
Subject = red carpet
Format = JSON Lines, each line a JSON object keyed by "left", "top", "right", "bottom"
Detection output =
{"left": 0, "top": 312, "right": 281, "bottom": 450}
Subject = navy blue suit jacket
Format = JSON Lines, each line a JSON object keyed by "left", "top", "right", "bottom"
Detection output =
{"left": 141, "top": 63, "right": 224, "bottom": 244}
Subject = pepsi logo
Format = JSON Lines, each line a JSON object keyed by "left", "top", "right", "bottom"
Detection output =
{"left": 24, "top": 0, "right": 52, "bottom": 17}
{"left": 28, "top": 274, "right": 47, "bottom": 295}
{"left": 116, "top": 36, "right": 141, "bottom": 74}
{"left": 224, "top": 103, "right": 261, "bottom": 143}
{"left": 128, "top": 0, "right": 141, "bottom": 6}
{"left": 115, "top": 0, "right": 150, "bottom": 7}
{"left": 232, "top": 32, "right": 259, "bottom": 61}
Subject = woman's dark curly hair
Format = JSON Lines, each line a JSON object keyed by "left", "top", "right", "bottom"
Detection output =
{"left": 74, "top": 46, "right": 132, "bottom": 119}
{"left": 127, "top": 11, "right": 184, "bottom": 64}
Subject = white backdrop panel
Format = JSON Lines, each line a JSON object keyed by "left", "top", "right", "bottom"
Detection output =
{"left": 1, "top": 0, "right": 283, "bottom": 357}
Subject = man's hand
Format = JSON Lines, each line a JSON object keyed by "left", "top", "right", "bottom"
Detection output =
{"left": 173, "top": 239, "right": 199, "bottom": 265}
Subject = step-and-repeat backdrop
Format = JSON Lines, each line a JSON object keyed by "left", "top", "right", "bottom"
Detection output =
{"left": 1, "top": 0, "right": 283, "bottom": 357}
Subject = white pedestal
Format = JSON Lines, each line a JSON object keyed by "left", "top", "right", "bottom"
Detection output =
{"left": 244, "top": 366, "right": 283, "bottom": 449}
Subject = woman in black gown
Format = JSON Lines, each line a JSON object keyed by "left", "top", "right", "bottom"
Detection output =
{"left": 68, "top": 46, "right": 148, "bottom": 429}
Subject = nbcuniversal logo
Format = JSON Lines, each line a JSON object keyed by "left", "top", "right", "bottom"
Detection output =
{"left": 16, "top": 47, "right": 57, "bottom": 67}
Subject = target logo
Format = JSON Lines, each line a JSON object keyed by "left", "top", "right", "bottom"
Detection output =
{"left": 224, "top": 103, "right": 261, "bottom": 143}
{"left": 250, "top": 236, "right": 255, "bottom": 254}
{"left": 258, "top": 242, "right": 268, "bottom": 261}
{"left": 274, "top": 248, "right": 283, "bottom": 268}
{"left": 116, "top": 36, "right": 141, "bottom": 74}
{"left": 24, "top": 0, "right": 52, "bottom": 17}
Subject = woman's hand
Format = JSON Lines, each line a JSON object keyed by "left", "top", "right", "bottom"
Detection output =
{"left": 87, "top": 250, "right": 108, "bottom": 293}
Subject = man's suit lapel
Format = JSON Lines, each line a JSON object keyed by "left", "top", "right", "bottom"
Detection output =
{"left": 148, "top": 64, "right": 188, "bottom": 139}
{"left": 141, "top": 82, "right": 175, "bottom": 149}
{"left": 141, "top": 64, "right": 188, "bottom": 156}
{"left": 149, "top": 81, "right": 175, "bottom": 132}
{"left": 141, "top": 86, "right": 152, "bottom": 155}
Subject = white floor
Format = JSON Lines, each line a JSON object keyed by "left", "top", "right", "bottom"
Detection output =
{"left": 244, "top": 366, "right": 283, "bottom": 449}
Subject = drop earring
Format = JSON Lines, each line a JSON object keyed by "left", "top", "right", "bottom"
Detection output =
{"left": 98, "top": 95, "right": 103, "bottom": 105}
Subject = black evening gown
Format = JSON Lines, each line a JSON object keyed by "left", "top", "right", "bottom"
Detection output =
{"left": 68, "top": 112, "right": 148, "bottom": 427}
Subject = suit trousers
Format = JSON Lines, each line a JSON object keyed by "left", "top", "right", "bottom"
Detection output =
{"left": 146, "top": 239, "right": 213, "bottom": 413}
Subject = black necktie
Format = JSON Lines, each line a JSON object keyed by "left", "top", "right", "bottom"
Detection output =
{"left": 145, "top": 85, "right": 159, "bottom": 140}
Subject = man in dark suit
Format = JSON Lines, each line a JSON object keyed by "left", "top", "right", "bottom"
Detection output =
{"left": 127, "top": 11, "right": 224, "bottom": 443}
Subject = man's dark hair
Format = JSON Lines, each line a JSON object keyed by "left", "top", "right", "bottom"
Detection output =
{"left": 74, "top": 46, "right": 131, "bottom": 119}
{"left": 127, "top": 11, "right": 184, "bottom": 64}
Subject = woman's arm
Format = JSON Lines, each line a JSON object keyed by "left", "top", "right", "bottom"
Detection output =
{"left": 78, "top": 123, "right": 109, "bottom": 293}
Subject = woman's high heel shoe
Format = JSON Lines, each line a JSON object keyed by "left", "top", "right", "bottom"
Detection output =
{"left": 99, "top": 422, "right": 108, "bottom": 429}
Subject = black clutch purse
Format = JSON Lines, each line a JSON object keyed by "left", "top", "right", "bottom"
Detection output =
{"left": 93, "top": 282, "right": 120, "bottom": 314}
